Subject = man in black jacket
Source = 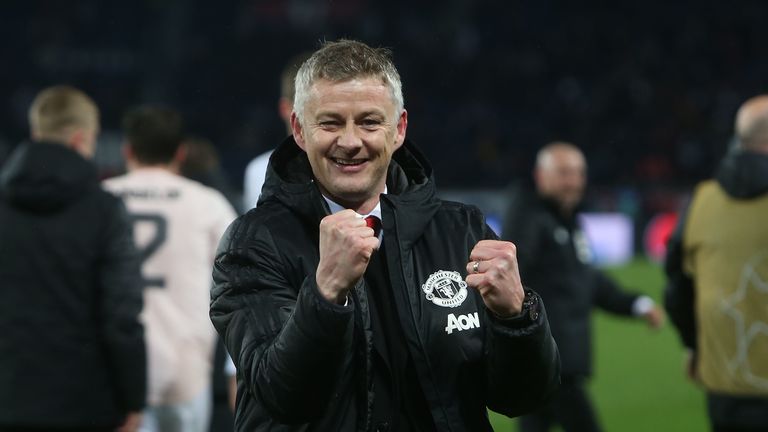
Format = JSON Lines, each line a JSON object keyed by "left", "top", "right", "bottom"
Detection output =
{"left": 211, "top": 39, "right": 560, "bottom": 431}
{"left": 665, "top": 95, "right": 768, "bottom": 431}
{"left": 0, "top": 85, "right": 146, "bottom": 432}
{"left": 502, "top": 142, "right": 664, "bottom": 432}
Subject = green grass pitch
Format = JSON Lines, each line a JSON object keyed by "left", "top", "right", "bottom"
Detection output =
{"left": 489, "top": 258, "right": 709, "bottom": 431}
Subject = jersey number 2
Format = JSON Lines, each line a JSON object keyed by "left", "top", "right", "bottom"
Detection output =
{"left": 129, "top": 212, "right": 168, "bottom": 289}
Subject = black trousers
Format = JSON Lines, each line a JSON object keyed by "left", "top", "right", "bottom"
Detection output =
{"left": 209, "top": 337, "right": 235, "bottom": 432}
{"left": 518, "top": 376, "right": 601, "bottom": 432}
{"left": 708, "top": 392, "right": 768, "bottom": 432}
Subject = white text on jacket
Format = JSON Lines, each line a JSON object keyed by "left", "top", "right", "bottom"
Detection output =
{"left": 445, "top": 312, "right": 480, "bottom": 334}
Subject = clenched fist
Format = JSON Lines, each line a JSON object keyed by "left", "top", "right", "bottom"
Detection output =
{"left": 465, "top": 240, "right": 526, "bottom": 318}
{"left": 316, "top": 210, "right": 379, "bottom": 304}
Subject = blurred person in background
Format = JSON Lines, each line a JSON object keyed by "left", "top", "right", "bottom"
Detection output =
{"left": 0, "top": 85, "right": 146, "bottom": 432}
{"left": 665, "top": 95, "right": 768, "bottom": 432}
{"left": 503, "top": 142, "right": 664, "bottom": 432}
{"left": 177, "top": 135, "right": 239, "bottom": 432}
{"left": 181, "top": 135, "right": 242, "bottom": 213}
{"left": 242, "top": 51, "right": 311, "bottom": 210}
{"left": 211, "top": 39, "right": 560, "bottom": 431}
{"left": 104, "top": 106, "right": 237, "bottom": 432}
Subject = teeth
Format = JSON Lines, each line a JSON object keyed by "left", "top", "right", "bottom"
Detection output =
{"left": 333, "top": 158, "right": 365, "bottom": 166}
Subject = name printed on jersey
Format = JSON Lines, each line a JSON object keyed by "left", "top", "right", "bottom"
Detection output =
{"left": 115, "top": 188, "right": 181, "bottom": 200}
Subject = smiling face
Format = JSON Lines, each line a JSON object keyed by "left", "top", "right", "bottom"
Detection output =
{"left": 292, "top": 76, "right": 408, "bottom": 214}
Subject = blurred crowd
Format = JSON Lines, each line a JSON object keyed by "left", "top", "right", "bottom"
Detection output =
{"left": 2, "top": 0, "right": 768, "bottom": 190}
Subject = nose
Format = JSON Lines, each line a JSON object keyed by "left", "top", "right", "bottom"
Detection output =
{"left": 336, "top": 121, "right": 363, "bottom": 152}
{"left": 563, "top": 168, "right": 586, "bottom": 189}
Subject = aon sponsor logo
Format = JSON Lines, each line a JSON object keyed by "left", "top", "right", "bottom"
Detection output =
{"left": 445, "top": 312, "right": 480, "bottom": 334}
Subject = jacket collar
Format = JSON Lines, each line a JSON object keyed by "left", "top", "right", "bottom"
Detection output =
{"left": 0, "top": 140, "right": 97, "bottom": 212}
{"left": 715, "top": 149, "right": 768, "bottom": 199}
{"left": 260, "top": 136, "right": 441, "bottom": 247}
{"left": 533, "top": 191, "right": 580, "bottom": 228}
{"left": 322, "top": 186, "right": 385, "bottom": 221}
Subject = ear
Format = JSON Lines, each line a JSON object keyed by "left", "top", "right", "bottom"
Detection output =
{"left": 533, "top": 167, "right": 545, "bottom": 191}
{"left": 122, "top": 142, "right": 135, "bottom": 163}
{"left": 173, "top": 142, "right": 187, "bottom": 165}
{"left": 291, "top": 112, "right": 306, "bottom": 151}
{"left": 68, "top": 129, "right": 86, "bottom": 153}
{"left": 68, "top": 128, "right": 97, "bottom": 158}
{"left": 392, "top": 109, "right": 408, "bottom": 151}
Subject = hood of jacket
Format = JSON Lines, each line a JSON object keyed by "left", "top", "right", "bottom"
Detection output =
{"left": 258, "top": 137, "right": 441, "bottom": 246}
{"left": 0, "top": 141, "right": 97, "bottom": 212}
{"left": 715, "top": 149, "right": 768, "bottom": 199}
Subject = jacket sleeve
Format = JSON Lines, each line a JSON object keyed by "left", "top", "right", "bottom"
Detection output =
{"left": 485, "top": 295, "right": 561, "bottom": 417}
{"left": 663, "top": 206, "right": 697, "bottom": 349}
{"left": 210, "top": 216, "right": 355, "bottom": 424}
{"left": 99, "top": 196, "right": 146, "bottom": 412}
{"left": 482, "top": 220, "right": 561, "bottom": 417}
{"left": 592, "top": 270, "right": 639, "bottom": 316}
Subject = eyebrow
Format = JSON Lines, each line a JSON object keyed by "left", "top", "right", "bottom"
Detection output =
{"left": 315, "top": 111, "right": 344, "bottom": 120}
{"left": 356, "top": 110, "right": 386, "bottom": 119}
{"left": 314, "top": 110, "right": 388, "bottom": 121}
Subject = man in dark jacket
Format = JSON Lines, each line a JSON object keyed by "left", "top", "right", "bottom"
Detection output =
{"left": 211, "top": 39, "right": 560, "bottom": 432}
{"left": 0, "top": 85, "right": 146, "bottom": 432}
{"left": 665, "top": 95, "right": 768, "bottom": 431}
{"left": 502, "top": 142, "right": 664, "bottom": 432}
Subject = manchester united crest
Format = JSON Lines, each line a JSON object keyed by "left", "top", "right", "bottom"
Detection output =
{"left": 422, "top": 270, "right": 468, "bottom": 308}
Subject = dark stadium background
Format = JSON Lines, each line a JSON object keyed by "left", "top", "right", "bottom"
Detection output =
{"left": 2, "top": 1, "right": 766, "bottom": 430}
{"left": 3, "top": 1, "right": 767, "bottom": 188}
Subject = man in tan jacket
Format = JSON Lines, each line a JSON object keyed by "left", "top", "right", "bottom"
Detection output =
{"left": 665, "top": 95, "right": 768, "bottom": 432}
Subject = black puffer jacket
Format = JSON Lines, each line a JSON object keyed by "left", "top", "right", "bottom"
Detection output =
{"left": 502, "top": 185, "right": 641, "bottom": 377}
{"left": 0, "top": 141, "right": 146, "bottom": 428}
{"left": 211, "top": 138, "right": 560, "bottom": 431}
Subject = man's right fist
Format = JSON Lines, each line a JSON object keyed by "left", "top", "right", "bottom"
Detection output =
{"left": 316, "top": 210, "right": 379, "bottom": 304}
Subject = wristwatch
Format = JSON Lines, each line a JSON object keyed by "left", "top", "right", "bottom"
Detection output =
{"left": 492, "top": 289, "right": 540, "bottom": 323}
{"left": 520, "top": 289, "right": 540, "bottom": 322}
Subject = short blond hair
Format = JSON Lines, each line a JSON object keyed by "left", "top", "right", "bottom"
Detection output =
{"left": 294, "top": 39, "right": 403, "bottom": 124}
{"left": 29, "top": 85, "right": 99, "bottom": 138}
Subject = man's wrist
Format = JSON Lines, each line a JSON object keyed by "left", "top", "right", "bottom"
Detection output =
{"left": 492, "top": 290, "right": 540, "bottom": 323}
{"left": 632, "top": 295, "right": 655, "bottom": 316}
{"left": 315, "top": 273, "right": 350, "bottom": 305}
{"left": 318, "top": 287, "right": 348, "bottom": 305}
